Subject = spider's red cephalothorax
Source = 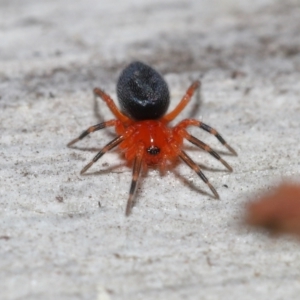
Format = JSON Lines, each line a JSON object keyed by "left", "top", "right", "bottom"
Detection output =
{"left": 68, "top": 61, "right": 237, "bottom": 215}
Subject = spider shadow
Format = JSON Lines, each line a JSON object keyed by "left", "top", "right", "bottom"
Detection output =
{"left": 166, "top": 158, "right": 228, "bottom": 199}
{"left": 172, "top": 168, "right": 214, "bottom": 199}
{"left": 188, "top": 77, "right": 203, "bottom": 119}
{"left": 183, "top": 146, "right": 235, "bottom": 171}
{"left": 80, "top": 161, "right": 128, "bottom": 176}
{"left": 197, "top": 163, "right": 230, "bottom": 173}
{"left": 93, "top": 92, "right": 104, "bottom": 121}
{"left": 68, "top": 145, "right": 103, "bottom": 152}
{"left": 212, "top": 149, "right": 237, "bottom": 157}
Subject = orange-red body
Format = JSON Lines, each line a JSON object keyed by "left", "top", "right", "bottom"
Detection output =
{"left": 116, "top": 120, "right": 183, "bottom": 168}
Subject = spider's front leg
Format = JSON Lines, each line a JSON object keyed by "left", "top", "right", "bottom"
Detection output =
{"left": 176, "top": 119, "right": 237, "bottom": 155}
{"left": 180, "top": 130, "right": 233, "bottom": 172}
{"left": 80, "top": 136, "right": 125, "bottom": 174}
{"left": 79, "top": 122, "right": 132, "bottom": 174}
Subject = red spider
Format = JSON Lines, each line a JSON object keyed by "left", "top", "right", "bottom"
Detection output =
{"left": 68, "top": 61, "right": 236, "bottom": 215}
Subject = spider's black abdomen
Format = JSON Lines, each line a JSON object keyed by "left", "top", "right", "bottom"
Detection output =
{"left": 117, "top": 61, "right": 170, "bottom": 120}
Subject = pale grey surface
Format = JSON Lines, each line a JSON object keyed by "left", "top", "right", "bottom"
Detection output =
{"left": 1, "top": 0, "right": 300, "bottom": 299}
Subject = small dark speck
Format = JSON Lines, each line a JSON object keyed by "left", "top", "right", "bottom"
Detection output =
{"left": 223, "top": 184, "right": 228, "bottom": 188}
{"left": 56, "top": 196, "right": 64, "bottom": 202}
{"left": 206, "top": 256, "right": 212, "bottom": 266}
{"left": 49, "top": 92, "right": 55, "bottom": 98}
{"left": 244, "top": 87, "right": 251, "bottom": 95}
{"left": 102, "top": 162, "right": 109, "bottom": 167}
{"left": 0, "top": 236, "right": 10, "bottom": 240}
{"left": 21, "top": 129, "right": 27, "bottom": 133}
{"left": 278, "top": 89, "right": 288, "bottom": 94}
{"left": 55, "top": 50, "right": 62, "bottom": 56}
{"left": 231, "top": 70, "right": 246, "bottom": 79}
{"left": 35, "top": 92, "right": 44, "bottom": 98}
{"left": 98, "top": 201, "right": 102, "bottom": 208}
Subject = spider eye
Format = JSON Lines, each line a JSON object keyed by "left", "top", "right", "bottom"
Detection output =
{"left": 147, "top": 146, "right": 160, "bottom": 155}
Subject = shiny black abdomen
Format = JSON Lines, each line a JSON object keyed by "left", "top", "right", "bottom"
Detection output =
{"left": 117, "top": 61, "right": 170, "bottom": 120}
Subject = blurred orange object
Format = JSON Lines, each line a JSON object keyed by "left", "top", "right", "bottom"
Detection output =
{"left": 246, "top": 183, "right": 300, "bottom": 236}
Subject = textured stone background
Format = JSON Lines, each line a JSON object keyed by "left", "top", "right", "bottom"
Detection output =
{"left": 1, "top": 0, "right": 300, "bottom": 299}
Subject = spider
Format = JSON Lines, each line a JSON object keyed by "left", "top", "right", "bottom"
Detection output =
{"left": 68, "top": 61, "right": 236, "bottom": 216}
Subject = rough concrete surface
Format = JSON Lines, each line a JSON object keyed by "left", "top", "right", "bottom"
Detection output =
{"left": 1, "top": 0, "right": 300, "bottom": 299}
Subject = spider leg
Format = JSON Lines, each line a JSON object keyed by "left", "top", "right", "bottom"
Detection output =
{"left": 197, "top": 122, "right": 237, "bottom": 155}
{"left": 93, "top": 88, "right": 131, "bottom": 123}
{"left": 67, "top": 120, "right": 117, "bottom": 147}
{"left": 80, "top": 136, "right": 124, "bottom": 174}
{"left": 163, "top": 80, "right": 201, "bottom": 122}
{"left": 179, "top": 150, "right": 219, "bottom": 199}
{"left": 176, "top": 119, "right": 237, "bottom": 155}
{"left": 182, "top": 131, "right": 233, "bottom": 172}
{"left": 125, "top": 148, "right": 144, "bottom": 216}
